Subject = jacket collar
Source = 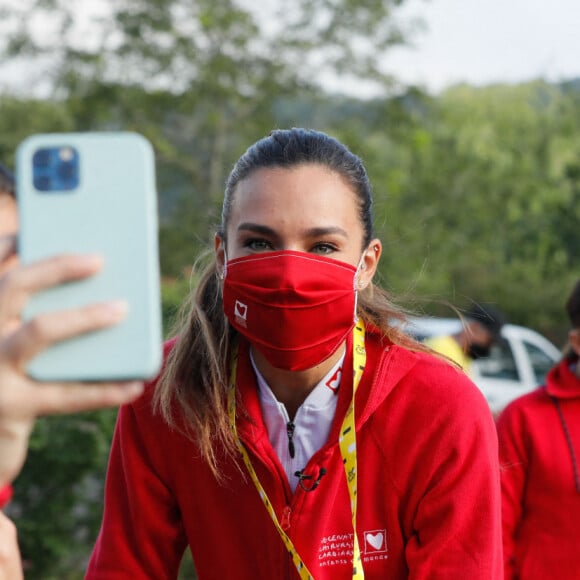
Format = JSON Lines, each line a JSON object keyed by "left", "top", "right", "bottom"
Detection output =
{"left": 235, "top": 324, "right": 421, "bottom": 445}
{"left": 545, "top": 354, "right": 580, "bottom": 399}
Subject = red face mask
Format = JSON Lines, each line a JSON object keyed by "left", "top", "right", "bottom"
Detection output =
{"left": 222, "top": 250, "right": 359, "bottom": 371}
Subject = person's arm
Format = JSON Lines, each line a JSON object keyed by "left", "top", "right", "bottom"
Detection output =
{"left": 0, "top": 481, "right": 20, "bottom": 580}
{"left": 496, "top": 403, "right": 528, "bottom": 580}
{"left": 86, "top": 397, "right": 188, "bottom": 579}
{"left": 400, "top": 370, "right": 503, "bottom": 579}
{"left": 0, "top": 511, "right": 23, "bottom": 580}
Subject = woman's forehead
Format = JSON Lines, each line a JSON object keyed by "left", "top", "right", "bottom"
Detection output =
{"left": 229, "top": 165, "right": 359, "bottom": 219}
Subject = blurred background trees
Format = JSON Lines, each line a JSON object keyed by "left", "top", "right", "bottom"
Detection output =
{"left": 1, "top": 0, "right": 579, "bottom": 577}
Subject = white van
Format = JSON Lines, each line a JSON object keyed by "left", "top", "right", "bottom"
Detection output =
{"left": 403, "top": 317, "right": 563, "bottom": 416}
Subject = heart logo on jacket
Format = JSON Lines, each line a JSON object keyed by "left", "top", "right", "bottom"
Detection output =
{"left": 364, "top": 530, "right": 387, "bottom": 553}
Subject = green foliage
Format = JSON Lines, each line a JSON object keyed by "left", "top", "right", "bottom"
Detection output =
{"left": 11, "top": 410, "right": 118, "bottom": 579}
{"left": 161, "top": 276, "right": 193, "bottom": 336}
{"left": 0, "top": 97, "right": 74, "bottom": 164}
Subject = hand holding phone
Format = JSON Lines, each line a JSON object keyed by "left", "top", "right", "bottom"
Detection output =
{"left": 0, "top": 243, "right": 145, "bottom": 486}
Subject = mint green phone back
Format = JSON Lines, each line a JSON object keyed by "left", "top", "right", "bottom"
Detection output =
{"left": 17, "top": 132, "right": 162, "bottom": 381}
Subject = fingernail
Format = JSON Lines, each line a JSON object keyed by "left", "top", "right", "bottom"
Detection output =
{"left": 123, "top": 382, "right": 144, "bottom": 395}
{"left": 82, "top": 254, "right": 104, "bottom": 268}
{"left": 103, "top": 300, "right": 128, "bottom": 322}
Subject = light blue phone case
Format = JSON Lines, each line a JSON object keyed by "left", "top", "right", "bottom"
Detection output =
{"left": 16, "top": 132, "right": 163, "bottom": 381}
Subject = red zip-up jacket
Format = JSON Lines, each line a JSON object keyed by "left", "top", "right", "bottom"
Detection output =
{"left": 87, "top": 327, "right": 502, "bottom": 579}
{"left": 497, "top": 355, "right": 580, "bottom": 579}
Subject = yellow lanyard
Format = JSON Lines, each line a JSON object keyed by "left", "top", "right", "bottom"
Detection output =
{"left": 227, "top": 320, "right": 367, "bottom": 579}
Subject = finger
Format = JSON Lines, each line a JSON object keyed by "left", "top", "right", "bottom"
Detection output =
{"left": 0, "top": 236, "right": 16, "bottom": 263}
{"left": 0, "top": 253, "right": 18, "bottom": 280}
{"left": 0, "top": 238, "right": 17, "bottom": 279}
{"left": 0, "top": 254, "right": 104, "bottom": 324}
{"left": 5, "top": 301, "right": 128, "bottom": 364}
{"left": 32, "top": 381, "right": 144, "bottom": 416}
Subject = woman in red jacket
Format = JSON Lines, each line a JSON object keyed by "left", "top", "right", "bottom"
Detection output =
{"left": 88, "top": 128, "right": 502, "bottom": 579}
{"left": 498, "top": 279, "right": 580, "bottom": 579}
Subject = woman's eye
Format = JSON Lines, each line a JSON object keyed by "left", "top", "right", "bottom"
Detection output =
{"left": 311, "top": 243, "right": 337, "bottom": 255}
{"left": 244, "top": 238, "right": 273, "bottom": 251}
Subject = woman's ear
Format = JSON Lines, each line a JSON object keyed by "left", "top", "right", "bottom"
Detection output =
{"left": 215, "top": 234, "right": 226, "bottom": 279}
{"left": 358, "top": 239, "right": 382, "bottom": 290}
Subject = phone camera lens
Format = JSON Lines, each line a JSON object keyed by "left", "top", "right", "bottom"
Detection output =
{"left": 33, "top": 149, "right": 51, "bottom": 168}
{"left": 34, "top": 175, "right": 51, "bottom": 191}
{"left": 58, "top": 161, "right": 76, "bottom": 180}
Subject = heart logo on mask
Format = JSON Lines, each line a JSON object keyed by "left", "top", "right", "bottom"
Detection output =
{"left": 234, "top": 301, "right": 248, "bottom": 319}
{"left": 234, "top": 301, "right": 248, "bottom": 327}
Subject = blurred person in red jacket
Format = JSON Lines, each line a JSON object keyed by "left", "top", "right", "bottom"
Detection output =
{"left": 497, "top": 279, "right": 580, "bottom": 579}
{"left": 87, "top": 128, "right": 503, "bottom": 579}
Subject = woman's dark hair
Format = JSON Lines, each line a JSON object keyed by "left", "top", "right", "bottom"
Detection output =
{"left": 0, "top": 163, "right": 15, "bottom": 197}
{"left": 221, "top": 129, "right": 373, "bottom": 248}
{"left": 566, "top": 279, "right": 580, "bottom": 329}
{"left": 155, "top": 128, "right": 426, "bottom": 479}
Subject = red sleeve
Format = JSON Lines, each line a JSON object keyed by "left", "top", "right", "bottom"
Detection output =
{"left": 496, "top": 401, "right": 528, "bottom": 580}
{"left": 398, "top": 368, "right": 503, "bottom": 578}
{"left": 86, "top": 394, "right": 187, "bottom": 579}
{"left": 0, "top": 485, "right": 12, "bottom": 510}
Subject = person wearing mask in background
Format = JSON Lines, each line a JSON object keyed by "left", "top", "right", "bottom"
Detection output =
{"left": 87, "top": 128, "right": 502, "bottom": 579}
{"left": 425, "top": 302, "right": 506, "bottom": 376}
{"left": 0, "top": 212, "right": 145, "bottom": 575}
{"left": 497, "top": 279, "right": 580, "bottom": 579}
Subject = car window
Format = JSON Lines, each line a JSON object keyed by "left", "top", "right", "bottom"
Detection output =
{"left": 522, "top": 340, "right": 557, "bottom": 385}
{"left": 476, "top": 341, "right": 520, "bottom": 381}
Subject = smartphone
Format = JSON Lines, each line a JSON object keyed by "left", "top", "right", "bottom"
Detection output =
{"left": 16, "top": 132, "right": 163, "bottom": 382}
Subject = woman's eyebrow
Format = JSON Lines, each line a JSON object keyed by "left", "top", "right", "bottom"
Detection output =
{"left": 237, "top": 223, "right": 349, "bottom": 239}
{"left": 237, "top": 223, "right": 277, "bottom": 236}
{"left": 304, "top": 226, "right": 349, "bottom": 238}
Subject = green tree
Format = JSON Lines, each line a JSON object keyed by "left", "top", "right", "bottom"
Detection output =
{"left": 3, "top": 0, "right": 415, "bottom": 275}
{"left": 0, "top": 97, "right": 75, "bottom": 165}
{"left": 368, "top": 82, "right": 580, "bottom": 340}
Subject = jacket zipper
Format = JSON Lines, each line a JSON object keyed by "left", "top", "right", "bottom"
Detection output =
{"left": 286, "top": 420, "right": 296, "bottom": 459}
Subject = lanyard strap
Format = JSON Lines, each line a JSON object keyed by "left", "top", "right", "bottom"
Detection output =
{"left": 227, "top": 320, "right": 367, "bottom": 579}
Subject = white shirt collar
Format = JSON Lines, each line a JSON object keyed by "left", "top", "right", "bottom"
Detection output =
{"left": 251, "top": 350, "right": 345, "bottom": 492}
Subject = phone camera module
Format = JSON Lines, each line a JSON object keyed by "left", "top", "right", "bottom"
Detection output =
{"left": 32, "top": 146, "right": 80, "bottom": 192}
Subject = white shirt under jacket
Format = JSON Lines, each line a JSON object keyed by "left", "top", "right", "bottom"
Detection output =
{"left": 251, "top": 350, "right": 345, "bottom": 493}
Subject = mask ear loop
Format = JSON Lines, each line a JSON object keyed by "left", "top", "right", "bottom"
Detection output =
{"left": 353, "top": 253, "right": 367, "bottom": 322}
{"left": 219, "top": 249, "right": 228, "bottom": 280}
{"left": 355, "top": 250, "right": 368, "bottom": 288}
